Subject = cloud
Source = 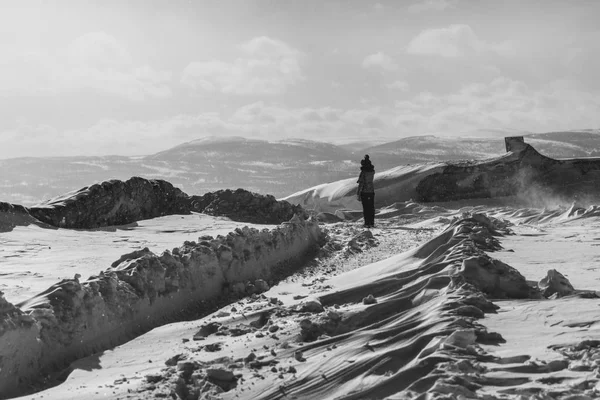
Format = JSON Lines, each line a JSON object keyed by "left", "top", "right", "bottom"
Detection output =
{"left": 0, "top": 113, "right": 244, "bottom": 158}
{"left": 5, "top": 76, "right": 600, "bottom": 159}
{"left": 181, "top": 36, "right": 303, "bottom": 95}
{"left": 394, "top": 77, "right": 600, "bottom": 133}
{"left": 0, "top": 32, "right": 172, "bottom": 101}
{"left": 408, "top": 0, "right": 458, "bottom": 13}
{"left": 387, "top": 81, "right": 410, "bottom": 91}
{"left": 407, "top": 24, "right": 515, "bottom": 57}
{"left": 361, "top": 52, "right": 398, "bottom": 71}
{"left": 0, "top": 103, "right": 397, "bottom": 158}
{"left": 64, "top": 32, "right": 172, "bottom": 100}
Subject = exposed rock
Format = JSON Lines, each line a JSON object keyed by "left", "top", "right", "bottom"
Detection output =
{"left": 299, "top": 319, "right": 322, "bottom": 342}
{"left": 190, "top": 188, "right": 307, "bottom": 224}
{"left": 300, "top": 299, "right": 324, "bottom": 313}
{"left": 346, "top": 230, "right": 378, "bottom": 255}
{"left": 194, "top": 322, "right": 221, "bottom": 340}
{"left": 5, "top": 178, "right": 309, "bottom": 230}
{"left": 206, "top": 367, "right": 235, "bottom": 382}
{"left": 415, "top": 142, "right": 594, "bottom": 203}
{"left": 362, "top": 294, "right": 377, "bottom": 305}
{"left": 538, "top": 269, "right": 575, "bottom": 298}
{"left": 29, "top": 177, "right": 191, "bottom": 229}
{"left": 166, "top": 354, "right": 187, "bottom": 366}
{"left": 0, "top": 202, "right": 52, "bottom": 232}
{"left": 294, "top": 350, "right": 305, "bottom": 361}
{"left": 327, "top": 310, "right": 342, "bottom": 322}
{"left": 254, "top": 279, "right": 270, "bottom": 293}
{"left": 145, "top": 374, "right": 163, "bottom": 383}
{"left": 243, "top": 352, "right": 257, "bottom": 363}
{"left": 177, "top": 361, "right": 199, "bottom": 380}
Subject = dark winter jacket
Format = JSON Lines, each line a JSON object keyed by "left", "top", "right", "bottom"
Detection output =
{"left": 357, "top": 169, "right": 375, "bottom": 194}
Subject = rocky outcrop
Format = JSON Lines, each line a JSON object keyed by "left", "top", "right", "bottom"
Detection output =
{"left": 415, "top": 141, "right": 600, "bottom": 203}
{"left": 190, "top": 188, "right": 306, "bottom": 224}
{"left": 1, "top": 178, "right": 306, "bottom": 230}
{"left": 27, "top": 177, "right": 191, "bottom": 229}
{"left": 538, "top": 269, "right": 575, "bottom": 298}
{"left": 0, "top": 216, "right": 322, "bottom": 399}
{"left": 0, "top": 202, "right": 44, "bottom": 232}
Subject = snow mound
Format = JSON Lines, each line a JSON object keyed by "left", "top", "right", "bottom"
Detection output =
{"left": 0, "top": 216, "right": 322, "bottom": 398}
{"left": 282, "top": 163, "right": 444, "bottom": 213}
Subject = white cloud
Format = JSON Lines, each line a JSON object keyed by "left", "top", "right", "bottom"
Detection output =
{"left": 408, "top": 0, "right": 458, "bottom": 13}
{"left": 394, "top": 77, "right": 600, "bottom": 133}
{"left": 181, "top": 36, "right": 303, "bottom": 95}
{"left": 361, "top": 52, "right": 398, "bottom": 71}
{"left": 5, "top": 77, "right": 600, "bottom": 159}
{"left": 0, "top": 32, "right": 172, "bottom": 101}
{"left": 387, "top": 81, "right": 410, "bottom": 91}
{"left": 407, "top": 24, "right": 515, "bottom": 57}
{"left": 0, "top": 103, "right": 396, "bottom": 158}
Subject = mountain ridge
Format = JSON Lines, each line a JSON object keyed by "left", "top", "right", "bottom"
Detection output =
{"left": 2, "top": 130, "right": 600, "bottom": 205}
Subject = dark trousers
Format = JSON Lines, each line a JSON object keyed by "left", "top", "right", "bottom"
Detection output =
{"left": 360, "top": 192, "right": 375, "bottom": 226}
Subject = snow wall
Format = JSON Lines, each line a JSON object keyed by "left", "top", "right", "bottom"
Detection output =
{"left": 0, "top": 215, "right": 321, "bottom": 399}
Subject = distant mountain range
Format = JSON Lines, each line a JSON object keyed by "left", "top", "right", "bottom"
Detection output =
{"left": 1, "top": 130, "right": 599, "bottom": 205}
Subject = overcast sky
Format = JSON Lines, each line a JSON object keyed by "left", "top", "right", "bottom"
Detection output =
{"left": 1, "top": 0, "right": 599, "bottom": 158}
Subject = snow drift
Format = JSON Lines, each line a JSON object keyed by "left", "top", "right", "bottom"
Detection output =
{"left": 141, "top": 213, "right": 578, "bottom": 399}
{"left": 0, "top": 215, "right": 322, "bottom": 399}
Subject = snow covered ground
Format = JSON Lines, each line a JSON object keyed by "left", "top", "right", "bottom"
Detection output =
{"left": 6, "top": 200, "right": 600, "bottom": 399}
{"left": 0, "top": 213, "right": 278, "bottom": 304}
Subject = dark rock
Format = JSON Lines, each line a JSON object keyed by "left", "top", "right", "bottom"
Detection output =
{"left": 206, "top": 368, "right": 235, "bottom": 381}
{"left": 189, "top": 188, "right": 307, "bottom": 224}
{"left": 11, "top": 179, "right": 308, "bottom": 230}
{"left": 300, "top": 300, "right": 324, "bottom": 313}
{"left": 165, "top": 354, "right": 187, "bottom": 366}
{"left": 194, "top": 322, "right": 222, "bottom": 340}
{"left": 145, "top": 374, "right": 163, "bottom": 383}
{"left": 254, "top": 279, "right": 270, "bottom": 293}
{"left": 414, "top": 143, "right": 588, "bottom": 203}
{"left": 538, "top": 269, "right": 575, "bottom": 298}
{"left": 28, "top": 177, "right": 191, "bottom": 229}
{"left": 177, "top": 361, "right": 199, "bottom": 380}
{"left": 362, "top": 294, "right": 377, "bottom": 305}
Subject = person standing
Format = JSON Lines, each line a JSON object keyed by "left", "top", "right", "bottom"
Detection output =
{"left": 356, "top": 155, "right": 376, "bottom": 228}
